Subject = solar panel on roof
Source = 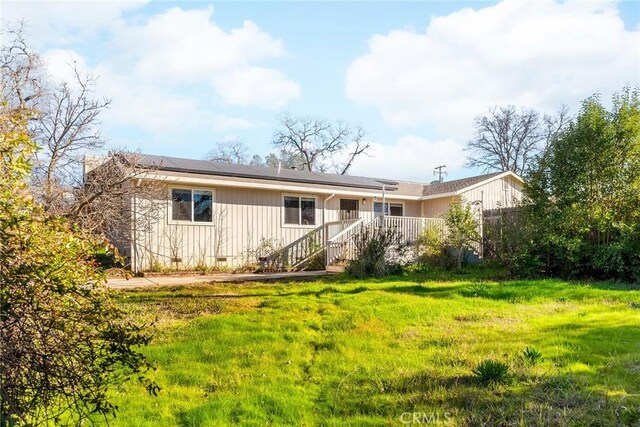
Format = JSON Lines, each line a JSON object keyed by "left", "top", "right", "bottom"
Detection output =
{"left": 134, "top": 153, "right": 399, "bottom": 191}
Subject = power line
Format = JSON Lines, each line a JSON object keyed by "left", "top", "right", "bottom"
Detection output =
{"left": 434, "top": 165, "right": 447, "bottom": 183}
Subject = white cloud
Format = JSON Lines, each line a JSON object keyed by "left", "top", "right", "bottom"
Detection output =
{"left": 34, "top": 6, "right": 300, "bottom": 136}
{"left": 42, "top": 48, "right": 256, "bottom": 134}
{"left": 2, "top": 1, "right": 147, "bottom": 46}
{"left": 118, "top": 7, "right": 300, "bottom": 108}
{"left": 349, "top": 135, "right": 466, "bottom": 182}
{"left": 42, "top": 48, "right": 90, "bottom": 84}
{"left": 346, "top": 0, "right": 640, "bottom": 136}
{"left": 213, "top": 67, "right": 300, "bottom": 108}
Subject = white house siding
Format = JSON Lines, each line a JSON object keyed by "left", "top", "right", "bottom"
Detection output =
{"left": 126, "top": 171, "right": 521, "bottom": 271}
{"left": 130, "top": 183, "right": 422, "bottom": 271}
{"left": 422, "top": 196, "right": 458, "bottom": 218}
{"left": 420, "top": 176, "right": 524, "bottom": 220}
{"left": 459, "top": 176, "right": 523, "bottom": 210}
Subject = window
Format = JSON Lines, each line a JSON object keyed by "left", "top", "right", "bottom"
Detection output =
{"left": 283, "top": 196, "right": 316, "bottom": 226}
{"left": 171, "top": 188, "right": 213, "bottom": 222}
{"left": 193, "top": 190, "right": 213, "bottom": 222}
{"left": 374, "top": 202, "right": 403, "bottom": 217}
{"left": 339, "top": 199, "right": 359, "bottom": 220}
{"left": 172, "top": 189, "right": 192, "bottom": 221}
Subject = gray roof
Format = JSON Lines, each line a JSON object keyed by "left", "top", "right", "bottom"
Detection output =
{"left": 133, "top": 153, "right": 399, "bottom": 191}
{"left": 131, "top": 153, "right": 510, "bottom": 197}
{"left": 421, "top": 172, "right": 504, "bottom": 197}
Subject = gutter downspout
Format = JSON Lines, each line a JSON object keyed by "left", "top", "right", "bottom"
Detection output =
{"left": 323, "top": 193, "right": 336, "bottom": 268}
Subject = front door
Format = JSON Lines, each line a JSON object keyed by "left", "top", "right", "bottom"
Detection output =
{"left": 339, "top": 199, "right": 359, "bottom": 220}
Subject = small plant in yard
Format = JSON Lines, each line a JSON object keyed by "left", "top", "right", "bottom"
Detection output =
{"left": 522, "top": 347, "right": 543, "bottom": 365}
{"left": 472, "top": 359, "right": 510, "bottom": 385}
{"left": 461, "top": 281, "right": 489, "bottom": 298}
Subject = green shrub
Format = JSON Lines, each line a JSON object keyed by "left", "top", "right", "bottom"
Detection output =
{"left": 416, "top": 227, "right": 449, "bottom": 267}
{"left": 445, "top": 200, "right": 480, "bottom": 270}
{"left": 472, "top": 359, "right": 510, "bottom": 385}
{"left": 517, "top": 87, "right": 640, "bottom": 283}
{"left": 1, "top": 110, "right": 156, "bottom": 425}
{"left": 346, "top": 227, "right": 400, "bottom": 278}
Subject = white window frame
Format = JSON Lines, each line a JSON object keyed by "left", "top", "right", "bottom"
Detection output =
{"left": 373, "top": 201, "right": 405, "bottom": 217}
{"left": 168, "top": 187, "right": 215, "bottom": 225}
{"left": 281, "top": 194, "right": 317, "bottom": 228}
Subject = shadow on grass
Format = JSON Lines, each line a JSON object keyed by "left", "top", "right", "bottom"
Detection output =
{"left": 120, "top": 285, "right": 375, "bottom": 304}
{"left": 380, "top": 284, "right": 460, "bottom": 298}
{"left": 121, "top": 282, "right": 465, "bottom": 306}
{"left": 323, "top": 366, "right": 639, "bottom": 426}
{"left": 119, "top": 271, "right": 640, "bottom": 308}
{"left": 535, "top": 323, "right": 640, "bottom": 367}
{"left": 457, "top": 279, "right": 640, "bottom": 304}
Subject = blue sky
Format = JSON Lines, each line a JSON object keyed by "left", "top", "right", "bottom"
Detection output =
{"left": 4, "top": 0, "right": 640, "bottom": 181}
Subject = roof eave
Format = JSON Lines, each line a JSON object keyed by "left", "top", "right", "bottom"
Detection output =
{"left": 419, "top": 171, "right": 523, "bottom": 200}
{"left": 454, "top": 171, "right": 523, "bottom": 195}
{"left": 149, "top": 165, "right": 395, "bottom": 192}
{"left": 140, "top": 170, "right": 423, "bottom": 200}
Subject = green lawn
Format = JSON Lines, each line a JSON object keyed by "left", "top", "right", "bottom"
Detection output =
{"left": 110, "top": 271, "right": 640, "bottom": 426}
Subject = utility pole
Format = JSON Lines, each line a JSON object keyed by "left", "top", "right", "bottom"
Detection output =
{"left": 434, "top": 165, "right": 447, "bottom": 183}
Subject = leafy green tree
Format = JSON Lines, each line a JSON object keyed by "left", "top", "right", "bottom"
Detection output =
{"left": 523, "top": 87, "right": 640, "bottom": 280}
{"left": 0, "top": 108, "right": 158, "bottom": 425}
{"left": 444, "top": 200, "right": 481, "bottom": 269}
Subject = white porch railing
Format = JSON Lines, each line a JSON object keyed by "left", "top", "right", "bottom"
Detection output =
{"left": 325, "top": 218, "right": 360, "bottom": 240}
{"left": 326, "top": 217, "right": 370, "bottom": 265}
{"left": 264, "top": 216, "right": 447, "bottom": 271}
{"left": 381, "top": 216, "right": 446, "bottom": 244}
{"left": 263, "top": 218, "right": 362, "bottom": 271}
{"left": 326, "top": 216, "right": 446, "bottom": 266}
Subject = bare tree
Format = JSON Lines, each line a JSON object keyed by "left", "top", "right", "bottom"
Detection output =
{"left": 272, "top": 114, "right": 370, "bottom": 174}
{"left": 541, "top": 105, "right": 570, "bottom": 153}
{"left": 72, "top": 151, "right": 166, "bottom": 248}
{"left": 0, "top": 23, "right": 47, "bottom": 112}
{"left": 31, "top": 67, "right": 111, "bottom": 212}
{"left": 1, "top": 24, "right": 166, "bottom": 252}
{"left": 465, "top": 106, "right": 569, "bottom": 176}
{"left": 206, "top": 138, "right": 249, "bottom": 164}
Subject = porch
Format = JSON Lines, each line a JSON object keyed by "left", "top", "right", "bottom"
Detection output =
{"left": 263, "top": 215, "right": 446, "bottom": 271}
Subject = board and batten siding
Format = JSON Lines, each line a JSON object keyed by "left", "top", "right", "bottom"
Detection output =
{"left": 130, "top": 183, "right": 422, "bottom": 271}
{"left": 459, "top": 175, "right": 523, "bottom": 210}
{"left": 421, "top": 176, "right": 523, "bottom": 219}
{"left": 421, "top": 196, "right": 458, "bottom": 218}
{"left": 128, "top": 175, "right": 520, "bottom": 271}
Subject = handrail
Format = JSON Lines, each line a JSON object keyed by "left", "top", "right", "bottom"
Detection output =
{"left": 326, "top": 217, "right": 380, "bottom": 266}
{"left": 264, "top": 224, "right": 324, "bottom": 271}
{"left": 327, "top": 218, "right": 364, "bottom": 243}
{"left": 325, "top": 218, "right": 360, "bottom": 240}
{"left": 264, "top": 215, "right": 447, "bottom": 271}
{"left": 326, "top": 216, "right": 446, "bottom": 267}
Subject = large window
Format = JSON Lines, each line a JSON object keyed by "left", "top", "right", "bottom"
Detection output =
{"left": 171, "top": 188, "right": 213, "bottom": 222}
{"left": 374, "top": 202, "right": 403, "bottom": 217}
{"left": 284, "top": 196, "right": 316, "bottom": 226}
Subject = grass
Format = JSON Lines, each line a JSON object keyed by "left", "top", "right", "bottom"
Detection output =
{"left": 108, "top": 270, "right": 640, "bottom": 426}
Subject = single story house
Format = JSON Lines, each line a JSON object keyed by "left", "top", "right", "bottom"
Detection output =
{"left": 91, "top": 154, "right": 523, "bottom": 272}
